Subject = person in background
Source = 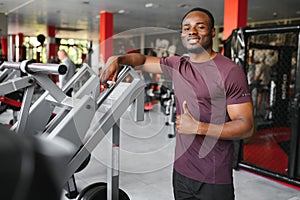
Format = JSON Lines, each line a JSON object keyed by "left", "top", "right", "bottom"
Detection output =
{"left": 57, "top": 49, "right": 76, "bottom": 89}
{"left": 247, "top": 55, "right": 257, "bottom": 114}
{"left": 253, "top": 54, "right": 271, "bottom": 116}
{"left": 100, "top": 7, "right": 254, "bottom": 200}
{"left": 247, "top": 56, "right": 256, "bottom": 87}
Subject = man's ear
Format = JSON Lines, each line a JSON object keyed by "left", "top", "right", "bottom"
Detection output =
{"left": 211, "top": 27, "right": 216, "bottom": 38}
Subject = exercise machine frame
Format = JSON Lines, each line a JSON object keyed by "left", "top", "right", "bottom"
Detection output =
{"left": 0, "top": 60, "right": 145, "bottom": 199}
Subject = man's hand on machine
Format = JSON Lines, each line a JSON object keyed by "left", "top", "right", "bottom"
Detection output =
{"left": 100, "top": 56, "right": 121, "bottom": 88}
{"left": 100, "top": 80, "right": 114, "bottom": 92}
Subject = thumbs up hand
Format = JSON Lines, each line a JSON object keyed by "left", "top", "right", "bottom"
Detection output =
{"left": 175, "top": 101, "right": 199, "bottom": 134}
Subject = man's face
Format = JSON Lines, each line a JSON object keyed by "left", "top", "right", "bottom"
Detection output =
{"left": 181, "top": 11, "right": 215, "bottom": 54}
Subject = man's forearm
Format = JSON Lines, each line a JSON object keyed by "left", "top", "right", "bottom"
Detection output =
{"left": 116, "top": 53, "right": 146, "bottom": 68}
{"left": 101, "top": 53, "right": 162, "bottom": 84}
{"left": 197, "top": 119, "right": 254, "bottom": 140}
{"left": 118, "top": 53, "right": 162, "bottom": 74}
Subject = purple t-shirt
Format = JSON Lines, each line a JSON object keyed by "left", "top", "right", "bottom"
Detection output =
{"left": 160, "top": 54, "right": 251, "bottom": 184}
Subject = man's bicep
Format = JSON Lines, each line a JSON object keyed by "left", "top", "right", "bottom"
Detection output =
{"left": 227, "top": 102, "right": 254, "bottom": 138}
{"left": 227, "top": 102, "right": 254, "bottom": 122}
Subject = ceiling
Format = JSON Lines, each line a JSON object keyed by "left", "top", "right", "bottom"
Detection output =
{"left": 1, "top": 0, "right": 300, "bottom": 41}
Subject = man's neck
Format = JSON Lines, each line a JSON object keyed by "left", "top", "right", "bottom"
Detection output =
{"left": 189, "top": 50, "right": 217, "bottom": 63}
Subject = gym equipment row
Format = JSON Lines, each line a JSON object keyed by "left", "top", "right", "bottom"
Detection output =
{"left": 0, "top": 63, "right": 22, "bottom": 118}
{"left": 0, "top": 60, "right": 145, "bottom": 199}
{"left": 159, "top": 85, "right": 176, "bottom": 138}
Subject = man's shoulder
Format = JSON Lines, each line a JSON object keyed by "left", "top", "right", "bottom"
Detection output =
{"left": 160, "top": 55, "right": 187, "bottom": 67}
{"left": 214, "top": 54, "right": 241, "bottom": 71}
{"left": 162, "top": 55, "right": 183, "bottom": 61}
{"left": 215, "top": 53, "right": 236, "bottom": 65}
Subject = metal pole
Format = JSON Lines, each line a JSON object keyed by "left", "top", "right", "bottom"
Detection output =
{"left": 288, "top": 31, "right": 300, "bottom": 178}
{"left": 107, "top": 120, "right": 120, "bottom": 200}
{"left": 15, "top": 85, "right": 35, "bottom": 135}
{"left": 0, "top": 61, "right": 67, "bottom": 75}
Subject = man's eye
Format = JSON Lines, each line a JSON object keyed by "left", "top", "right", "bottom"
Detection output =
{"left": 183, "top": 27, "right": 190, "bottom": 31}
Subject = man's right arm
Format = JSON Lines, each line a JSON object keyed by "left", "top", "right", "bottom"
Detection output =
{"left": 100, "top": 53, "right": 161, "bottom": 84}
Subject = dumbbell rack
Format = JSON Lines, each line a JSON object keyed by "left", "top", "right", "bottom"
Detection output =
{"left": 0, "top": 60, "right": 145, "bottom": 200}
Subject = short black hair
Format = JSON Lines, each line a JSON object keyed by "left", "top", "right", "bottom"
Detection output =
{"left": 181, "top": 7, "right": 215, "bottom": 29}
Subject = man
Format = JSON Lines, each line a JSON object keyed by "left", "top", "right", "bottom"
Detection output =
{"left": 253, "top": 54, "right": 271, "bottom": 116}
{"left": 101, "top": 7, "right": 254, "bottom": 200}
{"left": 57, "top": 49, "right": 76, "bottom": 89}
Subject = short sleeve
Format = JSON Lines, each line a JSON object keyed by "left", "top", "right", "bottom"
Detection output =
{"left": 225, "top": 67, "right": 252, "bottom": 105}
{"left": 160, "top": 56, "right": 181, "bottom": 79}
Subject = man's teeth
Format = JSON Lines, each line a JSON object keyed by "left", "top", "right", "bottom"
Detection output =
{"left": 189, "top": 39, "right": 199, "bottom": 44}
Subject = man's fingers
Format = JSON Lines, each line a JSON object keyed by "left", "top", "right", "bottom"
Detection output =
{"left": 100, "top": 69, "right": 117, "bottom": 86}
{"left": 183, "top": 101, "right": 189, "bottom": 114}
{"left": 175, "top": 115, "right": 180, "bottom": 124}
{"left": 112, "top": 70, "right": 119, "bottom": 82}
{"left": 99, "top": 70, "right": 108, "bottom": 83}
{"left": 101, "top": 82, "right": 109, "bottom": 89}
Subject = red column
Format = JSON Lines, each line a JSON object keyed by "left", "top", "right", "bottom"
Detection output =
{"left": 99, "top": 11, "right": 113, "bottom": 63}
{"left": 47, "top": 25, "right": 57, "bottom": 62}
{"left": 222, "top": 0, "right": 248, "bottom": 40}
{"left": 1, "top": 37, "right": 8, "bottom": 60}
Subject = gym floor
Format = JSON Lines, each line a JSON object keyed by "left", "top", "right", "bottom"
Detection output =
{"left": 1, "top": 105, "right": 299, "bottom": 200}
{"left": 62, "top": 104, "right": 300, "bottom": 200}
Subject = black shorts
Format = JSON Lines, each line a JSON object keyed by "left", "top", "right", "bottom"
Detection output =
{"left": 257, "top": 85, "right": 270, "bottom": 93}
{"left": 173, "top": 170, "right": 235, "bottom": 200}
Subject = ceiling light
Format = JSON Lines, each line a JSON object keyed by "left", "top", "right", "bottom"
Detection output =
{"left": 145, "top": 3, "right": 159, "bottom": 8}
{"left": 118, "top": 9, "right": 125, "bottom": 14}
{"left": 145, "top": 3, "right": 153, "bottom": 8}
{"left": 296, "top": 11, "right": 300, "bottom": 15}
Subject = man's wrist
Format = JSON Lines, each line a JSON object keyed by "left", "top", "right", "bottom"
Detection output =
{"left": 196, "top": 122, "right": 206, "bottom": 135}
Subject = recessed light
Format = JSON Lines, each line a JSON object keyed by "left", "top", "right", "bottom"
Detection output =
{"left": 145, "top": 3, "right": 153, "bottom": 8}
{"left": 118, "top": 9, "right": 125, "bottom": 14}
{"left": 145, "top": 3, "right": 159, "bottom": 8}
{"left": 296, "top": 10, "right": 300, "bottom": 15}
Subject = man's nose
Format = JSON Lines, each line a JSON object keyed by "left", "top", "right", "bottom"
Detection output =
{"left": 188, "top": 27, "right": 197, "bottom": 35}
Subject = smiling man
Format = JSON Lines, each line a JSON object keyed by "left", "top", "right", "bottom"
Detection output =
{"left": 100, "top": 7, "right": 254, "bottom": 200}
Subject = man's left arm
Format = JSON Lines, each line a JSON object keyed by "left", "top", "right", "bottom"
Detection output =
{"left": 176, "top": 101, "right": 254, "bottom": 140}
